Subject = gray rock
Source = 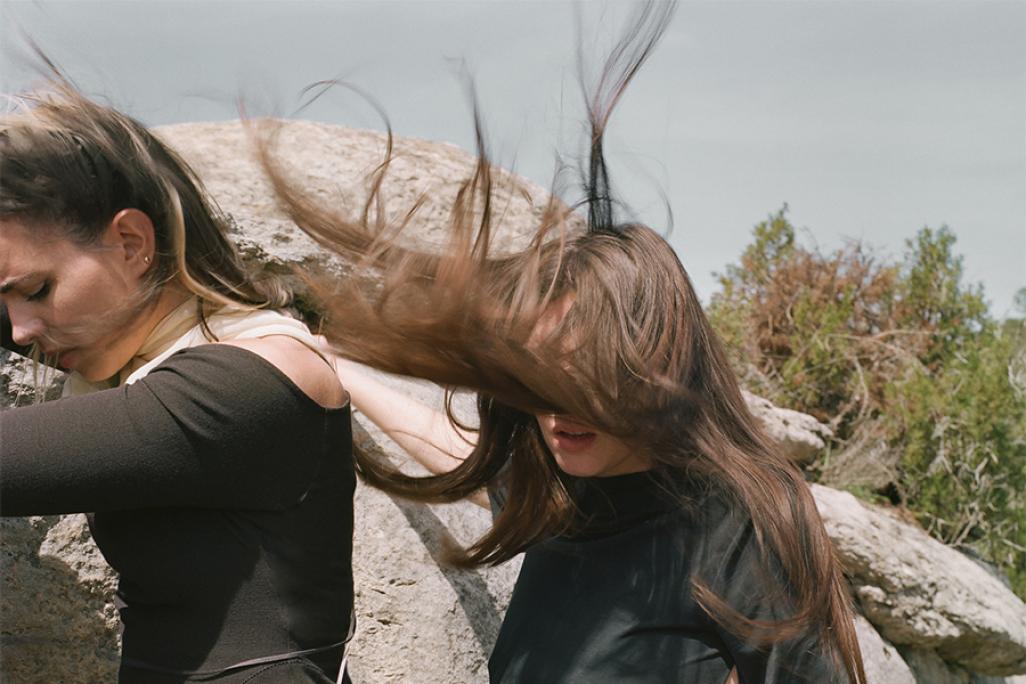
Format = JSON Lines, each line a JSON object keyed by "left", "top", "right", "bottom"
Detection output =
{"left": 854, "top": 614, "right": 917, "bottom": 684}
{"left": 813, "top": 484, "right": 1026, "bottom": 676}
{"left": 348, "top": 409, "right": 519, "bottom": 683}
{"left": 155, "top": 120, "right": 557, "bottom": 274}
{"left": 0, "top": 350, "right": 64, "bottom": 408}
{"left": 742, "top": 389, "right": 832, "bottom": 462}
{"left": 899, "top": 647, "right": 1026, "bottom": 684}
{"left": 902, "top": 647, "right": 971, "bottom": 684}
{"left": 0, "top": 516, "right": 119, "bottom": 683}
{"left": 0, "top": 365, "right": 96, "bottom": 682}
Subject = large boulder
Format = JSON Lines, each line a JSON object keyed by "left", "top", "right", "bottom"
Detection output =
{"left": 813, "top": 484, "right": 1026, "bottom": 676}
{"left": 155, "top": 120, "right": 553, "bottom": 276}
{"left": 3, "top": 119, "right": 1022, "bottom": 684}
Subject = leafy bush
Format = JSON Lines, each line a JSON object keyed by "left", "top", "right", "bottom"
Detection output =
{"left": 710, "top": 208, "right": 1026, "bottom": 597}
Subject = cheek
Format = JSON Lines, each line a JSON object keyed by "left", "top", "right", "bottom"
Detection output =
{"left": 51, "top": 266, "right": 128, "bottom": 336}
{"left": 536, "top": 425, "right": 557, "bottom": 454}
{"left": 597, "top": 437, "right": 631, "bottom": 462}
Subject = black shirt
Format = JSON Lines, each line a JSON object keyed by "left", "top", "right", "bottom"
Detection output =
{"left": 1, "top": 344, "right": 355, "bottom": 683}
{"left": 488, "top": 472, "right": 846, "bottom": 683}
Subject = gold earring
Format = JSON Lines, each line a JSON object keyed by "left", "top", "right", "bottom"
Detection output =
{"left": 144, "top": 256, "right": 151, "bottom": 264}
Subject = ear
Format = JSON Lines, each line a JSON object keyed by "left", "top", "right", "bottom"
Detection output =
{"left": 107, "top": 209, "right": 156, "bottom": 277}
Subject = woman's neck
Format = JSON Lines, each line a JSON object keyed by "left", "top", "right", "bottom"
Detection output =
{"left": 561, "top": 470, "right": 683, "bottom": 540}
{"left": 108, "top": 286, "right": 193, "bottom": 378}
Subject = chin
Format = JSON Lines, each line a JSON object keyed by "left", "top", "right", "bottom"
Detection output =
{"left": 74, "top": 358, "right": 120, "bottom": 382}
{"left": 75, "top": 367, "right": 107, "bottom": 382}
{"left": 552, "top": 453, "right": 612, "bottom": 478}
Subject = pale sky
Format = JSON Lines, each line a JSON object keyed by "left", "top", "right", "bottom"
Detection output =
{"left": 2, "top": 0, "right": 1024, "bottom": 316}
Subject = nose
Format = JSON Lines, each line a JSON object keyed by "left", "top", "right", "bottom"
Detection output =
{"left": 6, "top": 305, "right": 45, "bottom": 347}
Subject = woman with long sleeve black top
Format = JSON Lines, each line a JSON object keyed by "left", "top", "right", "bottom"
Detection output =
{"left": 0, "top": 78, "right": 355, "bottom": 683}
{"left": 264, "top": 2, "right": 868, "bottom": 681}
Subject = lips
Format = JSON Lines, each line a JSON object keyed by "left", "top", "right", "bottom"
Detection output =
{"left": 37, "top": 347, "right": 74, "bottom": 370}
{"left": 53, "top": 348, "right": 78, "bottom": 370}
{"left": 552, "top": 431, "right": 597, "bottom": 453}
{"left": 550, "top": 417, "right": 598, "bottom": 453}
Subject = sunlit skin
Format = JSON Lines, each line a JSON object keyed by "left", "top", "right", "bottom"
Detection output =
{"left": 530, "top": 294, "right": 653, "bottom": 478}
{"left": 0, "top": 212, "right": 188, "bottom": 382}
{"left": 535, "top": 412, "right": 651, "bottom": 477}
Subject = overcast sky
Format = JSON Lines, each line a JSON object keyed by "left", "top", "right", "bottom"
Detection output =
{"left": 3, "top": 0, "right": 1024, "bottom": 316}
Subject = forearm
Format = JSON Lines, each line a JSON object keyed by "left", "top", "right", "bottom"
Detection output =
{"left": 337, "top": 360, "right": 491, "bottom": 508}
{"left": 338, "top": 359, "right": 475, "bottom": 475}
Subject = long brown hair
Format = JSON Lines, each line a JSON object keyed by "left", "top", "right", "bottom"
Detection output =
{"left": 255, "top": 3, "right": 865, "bottom": 681}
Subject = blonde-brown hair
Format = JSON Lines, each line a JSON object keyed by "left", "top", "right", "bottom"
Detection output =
{"left": 0, "top": 63, "right": 289, "bottom": 344}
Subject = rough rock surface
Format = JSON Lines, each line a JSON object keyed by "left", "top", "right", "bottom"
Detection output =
{"left": 742, "top": 389, "right": 833, "bottom": 462}
{"left": 0, "top": 515, "right": 120, "bottom": 682}
{"left": 813, "top": 484, "right": 1026, "bottom": 676}
{"left": 0, "top": 350, "right": 64, "bottom": 408}
{"left": 346, "top": 373, "right": 520, "bottom": 682}
{"left": 1, "top": 358, "right": 116, "bottom": 683}
{"left": 901, "top": 647, "right": 1026, "bottom": 684}
{"left": 156, "top": 120, "right": 555, "bottom": 274}
{"left": 855, "top": 614, "right": 916, "bottom": 684}
{"left": 903, "top": 648, "right": 975, "bottom": 684}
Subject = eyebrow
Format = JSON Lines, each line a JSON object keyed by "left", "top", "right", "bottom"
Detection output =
{"left": 0, "top": 273, "right": 41, "bottom": 294}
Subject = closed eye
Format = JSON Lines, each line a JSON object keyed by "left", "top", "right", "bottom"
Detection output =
{"left": 27, "top": 281, "right": 51, "bottom": 302}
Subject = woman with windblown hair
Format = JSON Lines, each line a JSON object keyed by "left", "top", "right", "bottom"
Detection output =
{"left": 0, "top": 74, "right": 355, "bottom": 682}
{"left": 256, "top": 4, "right": 867, "bottom": 682}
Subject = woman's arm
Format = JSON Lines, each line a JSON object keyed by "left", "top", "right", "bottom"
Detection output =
{"left": 337, "top": 358, "right": 475, "bottom": 473}
{"left": 1, "top": 344, "right": 334, "bottom": 516}
{"left": 335, "top": 358, "right": 489, "bottom": 508}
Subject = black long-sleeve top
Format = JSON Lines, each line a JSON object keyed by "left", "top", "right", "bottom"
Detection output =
{"left": 1, "top": 344, "right": 355, "bottom": 683}
{"left": 488, "top": 472, "right": 847, "bottom": 683}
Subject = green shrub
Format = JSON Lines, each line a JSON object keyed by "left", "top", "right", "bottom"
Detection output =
{"left": 710, "top": 209, "right": 1026, "bottom": 597}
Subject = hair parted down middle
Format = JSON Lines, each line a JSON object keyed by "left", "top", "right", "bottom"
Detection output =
{"left": 252, "top": 2, "right": 865, "bottom": 681}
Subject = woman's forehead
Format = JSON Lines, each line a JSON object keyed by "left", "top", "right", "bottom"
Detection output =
{"left": 529, "top": 294, "right": 576, "bottom": 344}
{"left": 0, "top": 220, "right": 81, "bottom": 281}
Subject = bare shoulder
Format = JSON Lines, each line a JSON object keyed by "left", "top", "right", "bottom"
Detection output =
{"left": 220, "top": 336, "right": 346, "bottom": 409}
